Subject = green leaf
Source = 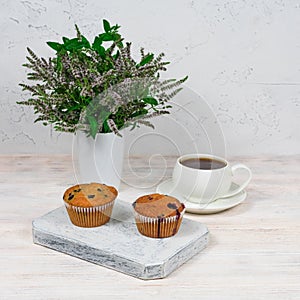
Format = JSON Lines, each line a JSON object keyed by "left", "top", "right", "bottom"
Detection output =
{"left": 92, "top": 36, "right": 106, "bottom": 56}
{"left": 60, "top": 36, "right": 90, "bottom": 51}
{"left": 62, "top": 37, "right": 70, "bottom": 44}
{"left": 80, "top": 36, "right": 91, "bottom": 48}
{"left": 143, "top": 97, "right": 158, "bottom": 105}
{"left": 113, "top": 33, "right": 121, "bottom": 42}
{"left": 98, "top": 46, "right": 106, "bottom": 57}
{"left": 131, "top": 108, "right": 148, "bottom": 118}
{"left": 47, "top": 41, "right": 62, "bottom": 51}
{"left": 117, "top": 40, "right": 124, "bottom": 48}
{"left": 111, "top": 24, "right": 121, "bottom": 31}
{"left": 94, "top": 45, "right": 105, "bottom": 57}
{"left": 87, "top": 115, "right": 98, "bottom": 139}
{"left": 138, "top": 53, "right": 154, "bottom": 66}
{"left": 102, "top": 119, "right": 111, "bottom": 133}
{"left": 100, "top": 32, "right": 114, "bottom": 41}
{"left": 103, "top": 19, "right": 111, "bottom": 32}
{"left": 92, "top": 36, "right": 102, "bottom": 48}
{"left": 64, "top": 38, "right": 80, "bottom": 51}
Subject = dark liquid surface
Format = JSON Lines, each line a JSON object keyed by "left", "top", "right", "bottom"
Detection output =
{"left": 180, "top": 158, "right": 226, "bottom": 170}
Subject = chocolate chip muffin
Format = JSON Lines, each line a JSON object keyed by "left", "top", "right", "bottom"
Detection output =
{"left": 132, "top": 193, "right": 185, "bottom": 238}
{"left": 63, "top": 182, "right": 118, "bottom": 227}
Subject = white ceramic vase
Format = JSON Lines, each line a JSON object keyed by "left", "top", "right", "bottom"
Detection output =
{"left": 73, "top": 131, "right": 125, "bottom": 189}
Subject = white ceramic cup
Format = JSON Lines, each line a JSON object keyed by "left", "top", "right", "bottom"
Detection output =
{"left": 172, "top": 154, "right": 252, "bottom": 204}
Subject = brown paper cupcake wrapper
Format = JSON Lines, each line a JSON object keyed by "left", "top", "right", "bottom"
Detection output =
{"left": 64, "top": 200, "right": 115, "bottom": 228}
{"left": 133, "top": 208, "right": 185, "bottom": 238}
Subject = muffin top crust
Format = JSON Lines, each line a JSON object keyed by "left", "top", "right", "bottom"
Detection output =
{"left": 133, "top": 193, "right": 185, "bottom": 218}
{"left": 63, "top": 182, "right": 118, "bottom": 207}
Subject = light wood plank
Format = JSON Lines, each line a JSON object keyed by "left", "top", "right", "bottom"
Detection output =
{"left": 0, "top": 155, "right": 300, "bottom": 299}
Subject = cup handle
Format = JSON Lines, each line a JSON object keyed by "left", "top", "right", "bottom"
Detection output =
{"left": 219, "top": 164, "right": 252, "bottom": 199}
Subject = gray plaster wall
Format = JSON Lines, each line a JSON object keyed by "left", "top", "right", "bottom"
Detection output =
{"left": 1, "top": 0, "right": 299, "bottom": 155}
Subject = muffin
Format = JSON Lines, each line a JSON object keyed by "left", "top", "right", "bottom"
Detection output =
{"left": 63, "top": 182, "right": 118, "bottom": 227}
{"left": 132, "top": 193, "right": 185, "bottom": 238}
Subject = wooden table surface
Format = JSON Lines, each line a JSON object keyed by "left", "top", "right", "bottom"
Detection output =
{"left": 1, "top": 155, "right": 300, "bottom": 299}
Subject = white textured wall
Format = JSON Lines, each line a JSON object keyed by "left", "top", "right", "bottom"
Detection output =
{"left": 1, "top": 0, "right": 300, "bottom": 155}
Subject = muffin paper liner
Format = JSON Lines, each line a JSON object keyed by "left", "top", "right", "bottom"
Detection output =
{"left": 133, "top": 207, "right": 186, "bottom": 238}
{"left": 64, "top": 200, "right": 115, "bottom": 228}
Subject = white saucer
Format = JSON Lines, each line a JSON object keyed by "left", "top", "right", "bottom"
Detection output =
{"left": 156, "top": 179, "right": 247, "bottom": 214}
